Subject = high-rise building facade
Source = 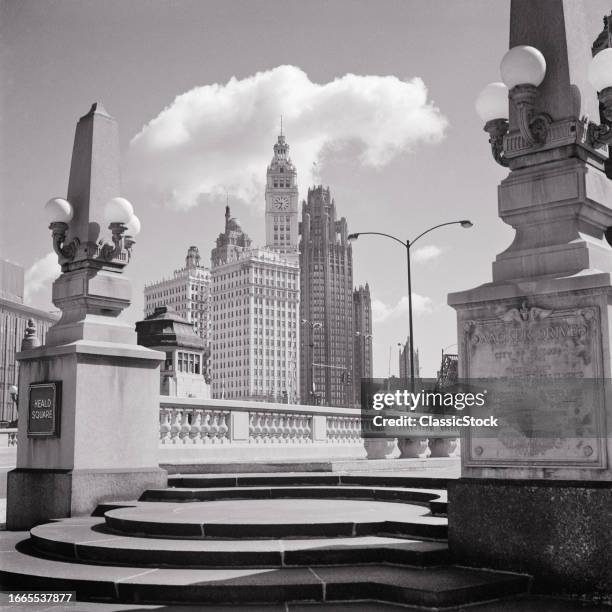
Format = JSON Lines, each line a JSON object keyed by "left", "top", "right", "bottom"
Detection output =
{"left": 265, "top": 132, "right": 299, "bottom": 254}
{"left": 210, "top": 207, "right": 299, "bottom": 402}
{"left": 144, "top": 246, "right": 211, "bottom": 345}
{"left": 399, "top": 337, "right": 420, "bottom": 382}
{"left": 353, "top": 284, "right": 373, "bottom": 405}
{"left": 299, "top": 186, "right": 354, "bottom": 407}
{"left": 0, "top": 260, "right": 58, "bottom": 423}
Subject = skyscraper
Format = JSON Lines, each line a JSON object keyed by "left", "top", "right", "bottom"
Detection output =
{"left": 399, "top": 337, "right": 420, "bottom": 383}
{"left": 265, "top": 130, "right": 299, "bottom": 255}
{"left": 299, "top": 186, "right": 354, "bottom": 407}
{"left": 353, "top": 284, "right": 373, "bottom": 405}
{"left": 144, "top": 246, "right": 211, "bottom": 345}
{"left": 210, "top": 206, "right": 299, "bottom": 401}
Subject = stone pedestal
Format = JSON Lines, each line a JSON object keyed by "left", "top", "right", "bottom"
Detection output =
{"left": 7, "top": 340, "right": 166, "bottom": 529}
{"left": 448, "top": 479, "right": 612, "bottom": 596}
{"left": 448, "top": 270, "right": 612, "bottom": 597}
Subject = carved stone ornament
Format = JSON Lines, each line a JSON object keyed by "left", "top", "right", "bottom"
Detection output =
{"left": 497, "top": 300, "right": 553, "bottom": 323}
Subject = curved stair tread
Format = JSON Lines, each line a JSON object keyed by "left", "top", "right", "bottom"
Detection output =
{"left": 141, "top": 485, "right": 448, "bottom": 505}
{"left": 30, "top": 518, "right": 449, "bottom": 568}
{"left": 106, "top": 498, "right": 438, "bottom": 525}
{"left": 0, "top": 533, "right": 528, "bottom": 608}
{"left": 167, "top": 473, "right": 454, "bottom": 490}
{"left": 102, "top": 499, "right": 447, "bottom": 539}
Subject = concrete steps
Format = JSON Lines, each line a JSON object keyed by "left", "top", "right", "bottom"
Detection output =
{"left": 0, "top": 473, "right": 529, "bottom": 608}
{"left": 30, "top": 517, "right": 450, "bottom": 568}
{"left": 103, "top": 498, "right": 448, "bottom": 540}
{"left": 162, "top": 472, "right": 451, "bottom": 515}
{"left": 140, "top": 484, "right": 448, "bottom": 516}
{"left": 1, "top": 532, "right": 528, "bottom": 608}
{"left": 167, "top": 472, "right": 454, "bottom": 490}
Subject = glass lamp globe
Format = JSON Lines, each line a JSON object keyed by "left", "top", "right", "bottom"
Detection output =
{"left": 588, "top": 48, "right": 612, "bottom": 92}
{"left": 475, "top": 82, "right": 509, "bottom": 122}
{"left": 44, "top": 198, "right": 73, "bottom": 224}
{"left": 103, "top": 197, "right": 134, "bottom": 225}
{"left": 500, "top": 45, "right": 546, "bottom": 89}
{"left": 125, "top": 214, "right": 141, "bottom": 236}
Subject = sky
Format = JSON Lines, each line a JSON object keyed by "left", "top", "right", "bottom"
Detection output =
{"left": 1, "top": 0, "right": 522, "bottom": 377}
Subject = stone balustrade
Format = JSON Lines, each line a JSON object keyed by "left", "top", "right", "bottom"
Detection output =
{"left": 0, "top": 404, "right": 460, "bottom": 466}
{"left": 158, "top": 397, "right": 366, "bottom": 465}
{"left": 158, "top": 398, "right": 459, "bottom": 466}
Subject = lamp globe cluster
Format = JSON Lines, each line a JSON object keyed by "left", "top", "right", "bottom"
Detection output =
{"left": 500, "top": 45, "right": 547, "bottom": 89}
{"left": 103, "top": 196, "right": 141, "bottom": 236}
{"left": 44, "top": 198, "right": 73, "bottom": 224}
{"left": 588, "top": 47, "right": 612, "bottom": 92}
{"left": 475, "top": 82, "right": 509, "bottom": 123}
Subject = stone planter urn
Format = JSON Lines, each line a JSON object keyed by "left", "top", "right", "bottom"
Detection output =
{"left": 364, "top": 438, "right": 397, "bottom": 460}
{"left": 397, "top": 437, "right": 429, "bottom": 458}
{"left": 429, "top": 437, "right": 459, "bottom": 457}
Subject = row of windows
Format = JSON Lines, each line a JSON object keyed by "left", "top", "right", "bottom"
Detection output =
{"left": 177, "top": 351, "right": 202, "bottom": 374}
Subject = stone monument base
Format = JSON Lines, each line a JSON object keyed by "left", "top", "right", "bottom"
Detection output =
{"left": 7, "top": 338, "right": 165, "bottom": 531}
{"left": 448, "top": 478, "right": 612, "bottom": 597}
{"left": 6, "top": 467, "right": 167, "bottom": 530}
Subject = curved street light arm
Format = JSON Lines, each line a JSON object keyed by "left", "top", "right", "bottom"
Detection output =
{"left": 349, "top": 231, "right": 407, "bottom": 249}
{"left": 409, "top": 221, "right": 469, "bottom": 248}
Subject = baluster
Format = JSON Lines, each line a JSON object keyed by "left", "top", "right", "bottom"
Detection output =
{"left": 328, "top": 417, "right": 337, "bottom": 442}
{"left": 179, "top": 410, "right": 191, "bottom": 444}
{"left": 160, "top": 408, "right": 171, "bottom": 444}
{"left": 253, "top": 413, "right": 263, "bottom": 443}
{"left": 262, "top": 413, "right": 273, "bottom": 443}
{"left": 337, "top": 417, "right": 344, "bottom": 442}
{"left": 271, "top": 414, "right": 280, "bottom": 443}
{"left": 249, "top": 413, "right": 256, "bottom": 443}
{"left": 169, "top": 409, "right": 182, "bottom": 444}
{"left": 304, "top": 415, "right": 313, "bottom": 442}
{"left": 217, "top": 412, "right": 229, "bottom": 443}
{"left": 189, "top": 410, "right": 202, "bottom": 445}
{"left": 201, "top": 411, "right": 212, "bottom": 444}
{"left": 281, "top": 413, "right": 291, "bottom": 443}
{"left": 288, "top": 415, "right": 298, "bottom": 443}
{"left": 209, "top": 412, "right": 220, "bottom": 443}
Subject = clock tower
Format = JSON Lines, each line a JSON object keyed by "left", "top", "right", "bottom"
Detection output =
{"left": 265, "top": 129, "right": 299, "bottom": 254}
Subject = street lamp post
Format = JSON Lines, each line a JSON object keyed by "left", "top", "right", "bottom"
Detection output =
{"left": 349, "top": 220, "right": 473, "bottom": 392}
{"left": 301, "top": 319, "right": 322, "bottom": 404}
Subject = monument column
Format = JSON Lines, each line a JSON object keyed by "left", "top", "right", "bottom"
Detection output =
{"left": 6, "top": 104, "right": 166, "bottom": 530}
{"left": 449, "top": 0, "right": 612, "bottom": 596}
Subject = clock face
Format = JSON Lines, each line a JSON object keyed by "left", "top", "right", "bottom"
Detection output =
{"left": 273, "top": 196, "right": 290, "bottom": 211}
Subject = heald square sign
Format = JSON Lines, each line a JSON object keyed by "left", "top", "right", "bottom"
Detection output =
{"left": 27, "top": 382, "right": 61, "bottom": 437}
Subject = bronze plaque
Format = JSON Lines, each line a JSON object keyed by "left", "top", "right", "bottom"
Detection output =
{"left": 27, "top": 382, "right": 61, "bottom": 438}
{"left": 462, "top": 303, "right": 606, "bottom": 468}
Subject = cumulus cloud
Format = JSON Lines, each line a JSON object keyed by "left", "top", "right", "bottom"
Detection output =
{"left": 126, "top": 65, "right": 447, "bottom": 209}
{"left": 372, "top": 295, "right": 433, "bottom": 324}
{"left": 24, "top": 252, "right": 60, "bottom": 302}
{"left": 412, "top": 245, "right": 443, "bottom": 263}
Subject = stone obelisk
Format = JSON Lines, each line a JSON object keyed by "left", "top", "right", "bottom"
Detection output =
{"left": 6, "top": 104, "right": 166, "bottom": 530}
{"left": 448, "top": 0, "right": 612, "bottom": 597}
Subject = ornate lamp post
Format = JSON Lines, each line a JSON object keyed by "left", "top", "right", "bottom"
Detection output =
{"left": 348, "top": 220, "right": 472, "bottom": 391}
{"left": 446, "top": 5, "right": 612, "bottom": 595}
{"left": 7, "top": 103, "right": 165, "bottom": 530}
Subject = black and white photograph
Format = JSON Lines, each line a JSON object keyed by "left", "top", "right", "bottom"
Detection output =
{"left": 1, "top": 0, "right": 612, "bottom": 609}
